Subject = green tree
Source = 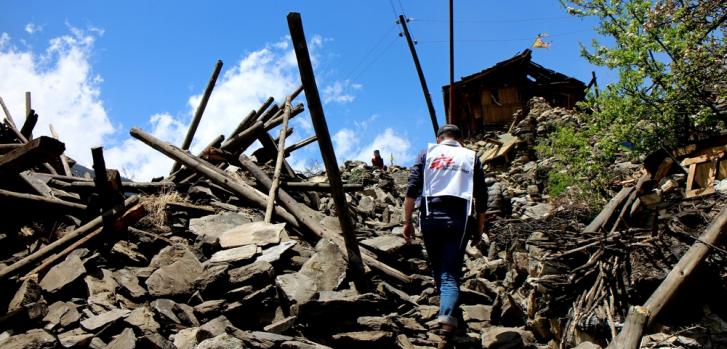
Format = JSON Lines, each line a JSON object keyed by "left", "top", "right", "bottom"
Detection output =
{"left": 545, "top": 0, "right": 726, "bottom": 196}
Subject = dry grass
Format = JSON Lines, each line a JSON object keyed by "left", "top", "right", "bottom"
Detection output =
{"left": 139, "top": 189, "right": 187, "bottom": 233}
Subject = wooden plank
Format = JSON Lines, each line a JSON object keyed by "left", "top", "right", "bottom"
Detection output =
{"left": 265, "top": 98, "right": 292, "bottom": 223}
{"left": 584, "top": 187, "right": 633, "bottom": 233}
{"left": 49, "top": 124, "right": 73, "bottom": 176}
{"left": 20, "top": 110, "right": 38, "bottom": 140}
{"left": 0, "top": 188, "right": 86, "bottom": 212}
{"left": 288, "top": 12, "right": 368, "bottom": 290}
{"left": 0, "top": 96, "right": 17, "bottom": 128}
{"left": 0, "top": 136, "right": 65, "bottom": 175}
{"left": 480, "top": 133, "right": 521, "bottom": 162}
{"left": 280, "top": 181, "right": 363, "bottom": 192}
{"left": 284, "top": 135, "right": 316, "bottom": 157}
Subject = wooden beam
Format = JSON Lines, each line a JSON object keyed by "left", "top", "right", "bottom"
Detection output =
{"left": 19, "top": 110, "right": 38, "bottom": 140}
{"left": 284, "top": 135, "right": 317, "bottom": 157}
{"left": 583, "top": 187, "right": 633, "bottom": 233}
{"left": 0, "top": 96, "right": 17, "bottom": 128}
{"left": 0, "top": 196, "right": 139, "bottom": 280}
{"left": 0, "top": 188, "right": 86, "bottom": 212}
{"left": 607, "top": 306, "right": 649, "bottom": 349}
{"left": 265, "top": 98, "right": 292, "bottom": 223}
{"left": 280, "top": 181, "right": 363, "bottom": 192}
{"left": 170, "top": 59, "right": 224, "bottom": 174}
{"left": 609, "top": 206, "right": 727, "bottom": 347}
{"left": 0, "top": 136, "right": 65, "bottom": 175}
{"left": 49, "top": 124, "right": 73, "bottom": 176}
{"left": 289, "top": 12, "right": 368, "bottom": 290}
{"left": 22, "top": 203, "right": 147, "bottom": 280}
{"left": 129, "top": 127, "right": 300, "bottom": 226}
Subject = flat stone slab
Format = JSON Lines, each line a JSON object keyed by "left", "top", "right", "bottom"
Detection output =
{"left": 257, "top": 240, "right": 297, "bottom": 263}
{"left": 299, "top": 239, "right": 346, "bottom": 292}
{"left": 39, "top": 255, "right": 86, "bottom": 293}
{"left": 80, "top": 308, "right": 131, "bottom": 332}
{"left": 189, "top": 212, "right": 251, "bottom": 240}
{"left": 106, "top": 328, "right": 136, "bottom": 349}
{"left": 208, "top": 245, "right": 258, "bottom": 264}
{"left": 275, "top": 273, "right": 317, "bottom": 305}
{"left": 361, "top": 235, "right": 406, "bottom": 254}
{"left": 218, "top": 222, "right": 284, "bottom": 248}
{"left": 146, "top": 246, "right": 203, "bottom": 297}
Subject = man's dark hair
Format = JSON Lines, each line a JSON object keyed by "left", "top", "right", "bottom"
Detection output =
{"left": 437, "top": 124, "right": 462, "bottom": 139}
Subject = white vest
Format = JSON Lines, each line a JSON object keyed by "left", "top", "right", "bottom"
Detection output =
{"left": 422, "top": 141, "right": 476, "bottom": 215}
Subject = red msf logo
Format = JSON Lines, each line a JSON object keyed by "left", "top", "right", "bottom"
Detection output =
{"left": 430, "top": 154, "right": 455, "bottom": 170}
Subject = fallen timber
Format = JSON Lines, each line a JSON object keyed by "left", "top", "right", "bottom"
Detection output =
{"left": 609, "top": 206, "right": 727, "bottom": 349}
{"left": 130, "top": 126, "right": 411, "bottom": 284}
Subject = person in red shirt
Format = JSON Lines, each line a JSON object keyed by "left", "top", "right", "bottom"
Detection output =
{"left": 371, "top": 150, "right": 387, "bottom": 170}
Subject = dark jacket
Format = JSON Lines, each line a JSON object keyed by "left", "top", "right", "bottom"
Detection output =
{"left": 485, "top": 176, "right": 510, "bottom": 216}
{"left": 406, "top": 145, "right": 487, "bottom": 219}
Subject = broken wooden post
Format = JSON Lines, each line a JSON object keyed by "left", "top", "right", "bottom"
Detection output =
{"left": 92, "top": 147, "right": 116, "bottom": 210}
{"left": 288, "top": 11, "right": 368, "bottom": 290}
{"left": 49, "top": 124, "right": 73, "bottom": 176}
{"left": 608, "top": 306, "right": 650, "bottom": 349}
{"left": 265, "top": 98, "right": 292, "bottom": 223}
{"left": 20, "top": 110, "right": 38, "bottom": 140}
{"left": 0, "top": 196, "right": 139, "bottom": 280}
{"left": 170, "top": 59, "right": 224, "bottom": 174}
{"left": 264, "top": 103, "right": 305, "bottom": 131}
{"left": 224, "top": 110, "right": 258, "bottom": 147}
{"left": 609, "top": 206, "right": 727, "bottom": 347}
{"left": 0, "top": 136, "right": 65, "bottom": 175}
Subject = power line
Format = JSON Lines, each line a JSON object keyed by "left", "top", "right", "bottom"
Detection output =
{"left": 413, "top": 16, "right": 573, "bottom": 24}
{"left": 349, "top": 35, "right": 399, "bottom": 83}
{"left": 343, "top": 23, "right": 398, "bottom": 82}
{"left": 416, "top": 30, "right": 588, "bottom": 44}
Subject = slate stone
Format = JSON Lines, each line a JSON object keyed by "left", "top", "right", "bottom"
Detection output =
{"left": 194, "top": 300, "right": 226, "bottom": 317}
{"left": 58, "top": 328, "right": 93, "bottom": 348}
{"left": 257, "top": 240, "right": 297, "bottom": 263}
{"left": 146, "top": 245, "right": 203, "bottom": 297}
{"left": 111, "top": 241, "right": 147, "bottom": 265}
{"left": 299, "top": 239, "right": 346, "bottom": 292}
{"left": 138, "top": 333, "right": 175, "bottom": 349}
{"left": 189, "top": 212, "right": 251, "bottom": 242}
{"left": 357, "top": 196, "right": 375, "bottom": 214}
{"left": 174, "top": 303, "right": 200, "bottom": 327}
{"left": 8, "top": 277, "right": 42, "bottom": 312}
{"left": 208, "top": 244, "right": 258, "bottom": 264}
{"left": 172, "top": 327, "right": 212, "bottom": 349}
{"left": 218, "top": 222, "right": 284, "bottom": 248}
{"left": 195, "top": 334, "right": 243, "bottom": 349}
{"left": 125, "top": 306, "right": 160, "bottom": 334}
{"left": 361, "top": 235, "right": 406, "bottom": 254}
{"left": 84, "top": 269, "right": 118, "bottom": 296}
{"left": 106, "top": 328, "right": 136, "bottom": 349}
{"left": 80, "top": 308, "right": 131, "bottom": 332}
{"left": 263, "top": 316, "right": 297, "bottom": 334}
{"left": 194, "top": 263, "right": 230, "bottom": 293}
{"left": 462, "top": 304, "right": 493, "bottom": 322}
{"left": 199, "top": 315, "right": 234, "bottom": 336}
{"left": 356, "top": 316, "right": 396, "bottom": 332}
{"left": 228, "top": 260, "right": 275, "bottom": 286}
{"left": 275, "top": 273, "right": 317, "bottom": 305}
{"left": 481, "top": 326, "right": 536, "bottom": 349}
{"left": 331, "top": 331, "right": 394, "bottom": 347}
{"left": 39, "top": 255, "right": 86, "bottom": 293}
{"left": 42, "top": 301, "right": 71, "bottom": 330}
{"left": 112, "top": 269, "right": 147, "bottom": 299}
{"left": 0, "top": 329, "right": 57, "bottom": 349}
{"left": 151, "top": 298, "right": 181, "bottom": 324}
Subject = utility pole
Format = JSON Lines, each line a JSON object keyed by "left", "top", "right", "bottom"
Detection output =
{"left": 448, "top": 0, "right": 455, "bottom": 124}
{"left": 398, "top": 15, "right": 438, "bottom": 137}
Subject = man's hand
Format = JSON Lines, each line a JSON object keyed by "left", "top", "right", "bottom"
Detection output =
{"left": 403, "top": 221, "right": 414, "bottom": 244}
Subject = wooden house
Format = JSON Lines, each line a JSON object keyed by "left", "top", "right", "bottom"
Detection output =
{"left": 442, "top": 49, "right": 586, "bottom": 137}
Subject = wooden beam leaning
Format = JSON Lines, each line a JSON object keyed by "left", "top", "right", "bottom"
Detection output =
{"left": 0, "top": 196, "right": 139, "bottom": 281}
{"left": 609, "top": 206, "right": 727, "bottom": 348}
{"left": 0, "top": 96, "right": 17, "bottom": 128}
{"left": 0, "top": 136, "right": 65, "bottom": 175}
{"left": 239, "top": 156, "right": 411, "bottom": 284}
{"left": 583, "top": 186, "right": 633, "bottom": 233}
{"left": 171, "top": 60, "right": 224, "bottom": 174}
{"left": 265, "top": 99, "right": 292, "bottom": 223}
{"left": 288, "top": 12, "right": 368, "bottom": 290}
{"left": 129, "top": 127, "right": 300, "bottom": 227}
{"left": 49, "top": 124, "right": 72, "bottom": 176}
{"left": 280, "top": 182, "right": 363, "bottom": 193}
{"left": 284, "top": 135, "right": 316, "bottom": 157}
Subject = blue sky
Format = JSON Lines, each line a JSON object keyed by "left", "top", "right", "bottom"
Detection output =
{"left": 0, "top": 1, "right": 613, "bottom": 180}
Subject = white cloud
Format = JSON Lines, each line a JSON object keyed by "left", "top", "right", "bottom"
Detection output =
{"left": 25, "top": 23, "right": 43, "bottom": 34}
{"left": 353, "top": 114, "right": 379, "bottom": 131}
{"left": 332, "top": 127, "right": 413, "bottom": 166}
{"left": 322, "top": 79, "right": 361, "bottom": 104}
{"left": 0, "top": 27, "right": 114, "bottom": 167}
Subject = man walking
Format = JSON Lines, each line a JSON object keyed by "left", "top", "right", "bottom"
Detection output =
{"left": 402, "top": 124, "right": 487, "bottom": 348}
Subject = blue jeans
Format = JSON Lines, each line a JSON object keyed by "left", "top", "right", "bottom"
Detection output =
{"left": 420, "top": 211, "right": 469, "bottom": 328}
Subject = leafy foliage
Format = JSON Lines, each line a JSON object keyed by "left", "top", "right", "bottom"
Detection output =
{"left": 546, "top": 0, "right": 726, "bottom": 196}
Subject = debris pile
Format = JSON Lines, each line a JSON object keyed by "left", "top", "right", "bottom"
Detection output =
{"left": 1, "top": 83, "right": 727, "bottom": 348}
